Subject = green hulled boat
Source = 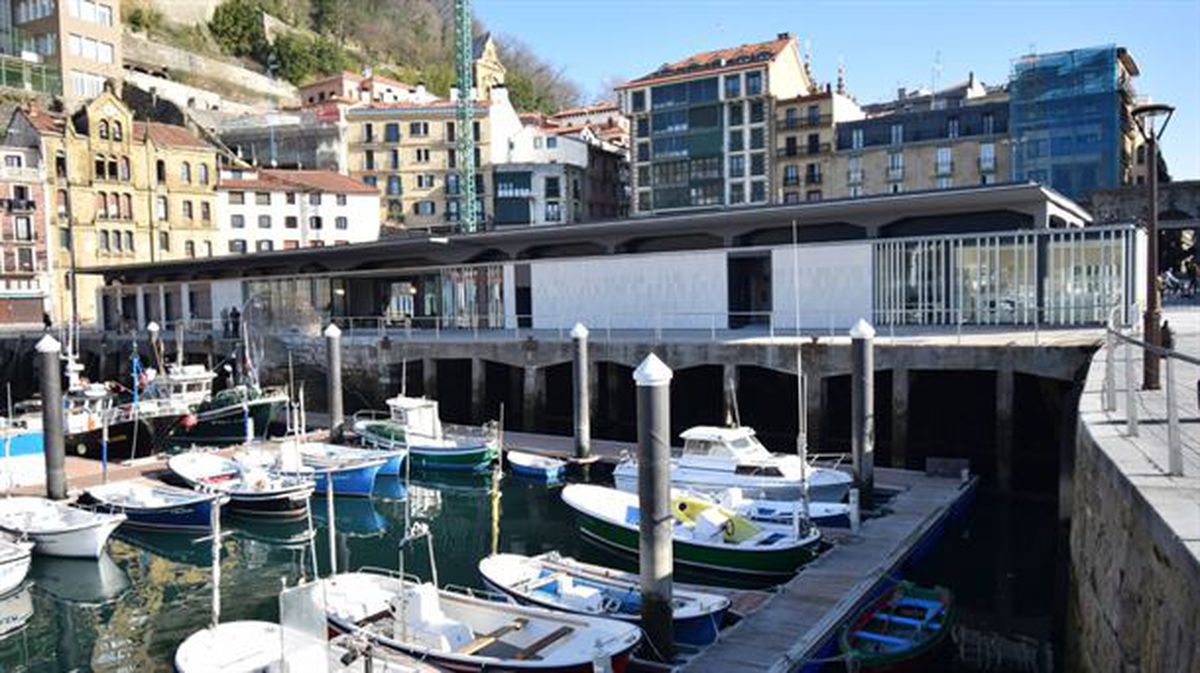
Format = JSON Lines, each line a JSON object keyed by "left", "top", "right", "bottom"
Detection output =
{"left": 561, "top": 484, "right": 822, "bottom": 579}
{"left": 165, "top": 380, "right": 287, "bottom": 450}
{"left": 353, "top": 395, "right": 497, "bottom": 472}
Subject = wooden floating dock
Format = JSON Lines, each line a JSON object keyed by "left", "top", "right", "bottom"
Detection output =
{"left": 680, "top": 467, "right": 976, "bottom": 672}
{"left": 502, "top": 431, "right": 634, "bottom": 463}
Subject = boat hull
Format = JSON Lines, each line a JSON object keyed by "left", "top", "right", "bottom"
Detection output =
{"left": 225, "top": 489, "right": 312, "bottom": 520}
{"left": 840, "top": 583, "right": 955, "bottom": 673}
{"left": 16, "top": 519, "right": 124, "bottom": 559}
{"left": 165, "top": 397, "right": 283, "bottom": 450}
{"left": 573, "top": 507, "right": 818, "bottom": 578}
{"left": 409, "top": 442, "right": 497, "bottom": 472}
{"left": 66, "top": 414, "right": 183, "bottom": 462}
{"left": 509, "top": 462, "right": 565, "bottom": 482}
{"left": 81, "top": 496, "right": 221, "bottom": 533}
{"left": 297, "top": 461, "right": 384, "bottom": 498}
{"left": 0, "top": 547, "right": 32, "bottom": 596}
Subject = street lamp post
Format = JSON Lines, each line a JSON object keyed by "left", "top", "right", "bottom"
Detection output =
{"left": 1133, "top": 103, "right": 1174, "bottom": 390}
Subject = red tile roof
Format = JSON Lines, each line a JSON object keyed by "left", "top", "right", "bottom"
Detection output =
{"left": 620, "top": 36, "right": 793, "bottom": 88}
{"left": 219, "top": 169, "right": 378, "bottom": 194}
{"left": 134, "top": 121, "right": 214, "bottom": 150}
{"left": 25, "top": 107, "right": 65, "bottom": 134}
{"left": 551, "top": 102, "right": 619, "bottom": 118}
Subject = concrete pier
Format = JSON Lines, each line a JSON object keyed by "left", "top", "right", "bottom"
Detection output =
{"left": 324, "top": 324, "right": 344, "bottom": 436}
{"left": 37, "top": 335, "right": 66, "bottom": 500}
{"left": 633, "top": 353, "right": 674, "bottom": 659}
{"left": 850, "top": 320, "right": 875, "bottom": 498}
{"left": 571, "top": 323, "right": 591, "bottom": 459}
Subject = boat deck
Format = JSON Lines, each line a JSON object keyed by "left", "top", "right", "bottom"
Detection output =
{"left": 678, "top": 467, "right": 976, "bottom": 672}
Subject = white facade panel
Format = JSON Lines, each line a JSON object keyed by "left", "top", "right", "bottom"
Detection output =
{"left": 771, "top": 242, "right": 873, "bottom": 330}
{"left": 530, "top": 250, "right": 728, "bottom": 329}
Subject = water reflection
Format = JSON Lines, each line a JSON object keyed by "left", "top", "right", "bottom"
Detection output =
{"left": 0, "top": 586, "right": 33, "bottom": 638}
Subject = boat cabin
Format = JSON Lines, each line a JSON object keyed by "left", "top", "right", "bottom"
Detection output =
{"left": 385, "top": 396, "right": 445, "bottom": 440}
{"left": 158, "top": 364, "right": 216, "bottom": 406}
{"left": 676, "top": 426, "right": 774, "bottom": 463}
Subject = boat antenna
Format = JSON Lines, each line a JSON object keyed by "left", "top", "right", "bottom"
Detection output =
{"left": 129, "top": 341, "right": 142, "bottom": 462}
{"left": 792, "top": 219, "right": 810, "bottom": 521}
{"left": 325, "top": 468, "right": 338, "bottom": 576}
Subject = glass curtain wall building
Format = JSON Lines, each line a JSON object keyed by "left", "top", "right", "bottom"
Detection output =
{"left": 1009, "top": 45, "right": 1139, "bottom": 201}
{"left": 645, "top": 77, "right": 726, "bottom": 210}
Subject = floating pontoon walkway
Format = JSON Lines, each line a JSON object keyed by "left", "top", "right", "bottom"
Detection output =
{"left": 680, "top": 467, "right": 976, "bottom": 673}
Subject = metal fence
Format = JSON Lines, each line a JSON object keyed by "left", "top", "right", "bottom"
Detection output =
{"left": 1102, "top": 305, "right": 1200, "bottom": 476}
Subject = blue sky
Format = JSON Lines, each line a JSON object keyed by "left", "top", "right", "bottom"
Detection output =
{"left": 475, "top": 0, "right": 1200, "bottom": 179}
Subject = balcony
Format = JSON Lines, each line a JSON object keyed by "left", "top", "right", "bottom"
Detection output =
{"left": 978, "top": 157, "right": 997, "bottom": 173}
{"left": 847, "top": 169, "right": 865, "bottom": 184}
{"left": 775, "top": 114, "right": 831, "bottom": 131}
{"left": 934, "top": 161, "right": 954, "bottom": 177}
{"left": 6, "top": 198, "right": 36, "bottom": 213}
{"left": 775, "top": 143, "right": 831, "bottom": 158}
{"left": 805, "top": 174, "right": 823, "bottom": 185}
{"left": 782, "top": 176, "right": 801, "bottom": 187}
{"left": 0, "top": 166, "right": 39, "bottom": 182}
{"left": 887, "top": 167, "right": 905, "bottom": 181}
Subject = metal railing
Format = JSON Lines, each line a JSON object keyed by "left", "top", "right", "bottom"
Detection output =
{"left": 1102, "top": 305, "right": 1193, "bottom": 476}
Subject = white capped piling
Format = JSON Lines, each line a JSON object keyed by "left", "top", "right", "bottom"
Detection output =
{"left": 850, "top": 319, "right": 875, "bottom": 504}
{"left": 571, "top": 323, "right": 591, "bottom": 460}
{"left": 37, "top": 335, "right": 66, "bottom": 500}
{"left": 326, "top": 469, "right": 337, "bottom": 575}
{"left": 633, "top": 353, "right": 674, "bottom": 660}
{"left": 324, "top": 324, "right": 344, "bottom": 438}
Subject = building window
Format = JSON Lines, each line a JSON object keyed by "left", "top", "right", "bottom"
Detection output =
{"left": 730, "top": 104, "right": 744, "bottom": 127}
{"left": 414, "top": 201, "right": 436, "bottom": 216}
{"left": 750, "top": 181, "right": 766, "bottom": 203}
{"left": 14, "top": 216, "right": 32, "bottom": 241}
{"left": 183, "top": 201, "right": 193, "bottom": 220}
{"left": 749, "top": 153, "right": 765, "bottom": 176}
{"left": 285, "top": 216, "right": 298, "bottom": 229}
{"left": 636, "top": 143, "right": 650, "bottom": 162}
{"left": 158, "top": 231, "right": 170, "bottom": 251}
{"left": 185, "top": 241, "right": 195, "bottom": 258}
{"left": 283, "top": 240, "right": 299, "bottom": 250}
{"left": 783, "top": 164, "right": 800, "bottom": 186}
{"left": 890, "top": 183, "right": 904, "bottom": 194}
{"left": 385, "top": 123, "right": 400, "bottom": 142}
{"left": 198, "top": 164, "right": 209, "bottom": 185}
{"left": 417, "top": 174, "right": 435, "bottom": 189}
{"left": 229, "top": 191, "right": 245, "bottom": 205}
{"left": 983, "top": 113, "right": 995, "bottom": 135}
{"left": 446, "top": 174, "right": 461, "bottom": 195}
{"left": 230, "top": 239, "right": 247, "bottom": 254}
{"left": 231, "top": 214, "right": 245, "bottom": 228}
{"left": 125, "top": 231, "right": 134, "bottom": 251}
{"left": 181, "top": 162, "right": 192, "bottom": 184}
{"left": 887, "top": 152, "right": 904, "bottom": 180}
{"left": 730, "top": 183, "right": 745, "bottom": 204}
{"left": 805, "top": 190, "right": 822, "bottom": 202}
{"left": 850, "top": 185, "right": 864, "bottom": 198}
{"left": 255, "top": 192, "right": 270, "bottom": 206}
{"left": 728, "top": 130, "right": 743, "bottom": 152}
{"left": 415, "top": 148, "right": 430, "bottom": 163}
{"left": 155, "top": 196, "right": 168, "bottom": 221}
{"left": 745, "top": 71, "right": 762, "bottom": 96}
{"left": 310, "top": 240, "right": 325, "bottom": 248}
{"left": 473, "top": 121, "right": 482, "bottom": 142}
{"left": 446, "top": 122, "right": 456, "bottom": 142}
{"left": 947, "top": 118, "right": 959, "bottom": 139}
{"left": 258, "top": 215, "right": 271, "bottom": 228}
{"left": 112, "top": 230, "right": 122, "bottom": 251}
{"left": 937, "top": 176, "right": 953, "bottom": 189}
{"left": 545, "top": 176, "right": 561, "bottom": 199}
{"left": 631, "top": 90, "right": 646, "bottom": 112}
{"left": 365, "top": 150, "right": 375, "bottom": 170}
{"left": 890, "top": 124, "right": 903, "bottom": 146}
{"left": 336, "top": 194, "right": 347, "bottom": 206}
{"left": 286, "top": 192, "right": 297, "bottom": 205}
{"left": 156, "top": 160, "right": 166, "bottom": 184}
{"left": 409, "top": 122, "right": 429, "bottom": 137}
{"left": 730, "top": 155, "right": 745, "bottom": 178}
{"left": 363, "top": 176, "right": 378, "bottom": 187}
{"left": 363, "top": 123, "right": 374, "bottom": 142}
{"left": 309, "top": 216, "right": 323, "bottom": 229}
{"left": 546, "top": 137, "right": 557, "bottom": 149}
{"left": 749, "top": 128, "right": 764, "bottom": 150}
{"left": 309, "top": 193, "right": 322, "bottom": 206}
{"left": 447, "top": 149, "right": 457, "bottom": 169}
{"left": 201, "top": 202, "right": 211, "bottom": 221}
{"left": 848, "top": 156, "right": 863, "bottom": 184}
{"left": 256, "top": 240, "right": 273, "bottom": 252}
{"left": 99, "top": 229, "right": 110, "bottom": 251}
{"left": 851, "top": 128, "right": 864, "bottom": 150}
{"left": 387, "top": 175, "right": 402, "bottom": 195}
{"left": 336, "top": 216, "right": 348, "bottom": 230}
{"left": 935, "top": 147, "right": 953, "bottom": 175}
{"left": 635, "top": 118, "right": 649, "bottom": 138}
{"left": 980, "top": 143, "right": 996, "bottom": 172}
{"left": 119, "top": 157, "right": 130, "bottom": 181}
{"left": 749, "top": 101, "right": 764, "bottom": 124}
{"left": 98, "top": 120, "right": 108, "bottom": 139}
{"left": 724, "top": 74, "right": 741, "bottom": 99}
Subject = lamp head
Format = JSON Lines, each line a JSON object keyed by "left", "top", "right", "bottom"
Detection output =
{"left": 1132, "top": 102, "right": 1175, "bottom": 141}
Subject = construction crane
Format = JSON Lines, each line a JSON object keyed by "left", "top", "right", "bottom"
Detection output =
{"left": 454, "top": 0, "right": 479, "bottom": 233}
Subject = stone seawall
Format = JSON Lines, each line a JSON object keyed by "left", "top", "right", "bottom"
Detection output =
{"left": 1069, "top": 354, "right": 1200, "bottom": 672}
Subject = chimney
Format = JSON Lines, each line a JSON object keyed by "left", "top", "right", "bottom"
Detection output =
{"left": 777, "top": 32, "right": 791, "bottom": 40}
{"left": 490, "top": 84, "right": 510, "bottom": 105}
{"left": 968, "top": 70, "right": 976, "bottom": 87}
{"left": 897, "top": 87, "right": 906, "bottom": 100}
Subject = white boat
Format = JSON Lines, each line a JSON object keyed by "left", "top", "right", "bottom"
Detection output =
{"left": 0, "top": 497, "right": 125, "bottom": 558}
{"left": 168, "top": 451, "right": 314, "bottom": 520}
{"left": 0, "top": 538, "right": 33, "bottom": 595}
{"left": 612, "top": 425, "right": 853, "bottom": 502}
{"left": 322, "top": 570, "right": 642, "bottom": 672}
{"left": 81, "top": 480, "right": 226, "bottom": 532}
{"left": 715, "top": 488, "right": 853, "bottom": 528}
{"left": 354, "top": 396, "right": 497, "bottom": 472}
{"left": 505, "top": 450, "right": 566, "bottom": 482}
{"left": 0, "top": 584, "right": 32, "bottom": 637}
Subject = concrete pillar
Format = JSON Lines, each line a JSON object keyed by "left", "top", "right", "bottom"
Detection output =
{"left": 324, "top": 324, "right": 344, "bottom": 436}
{"left": 571, "top": 323, "right": 590, "bottom": 459}
{"left": 422, "top": 357, "right": 438, "bottom": 400}
{"left": 522, "top": 366, "right": 543, "bottom": 431}
{"left": 135, "top": 287, "right": 146, "bottom": 329}
{"left": 722, "top": 362, "right": 739, "bottom": 425}
{"left": 157, "top": 285, "right": 167, "bottom": 326}
{"left": 996, "top": 366, "right": 1014, "bottom": 492}
{"left": 891, "top": 367, "right": 909, "bottom": 468}
{"left": 470, "top": 357, "right": 486, "bottom": 422}
{"left": 37, "top": 335, "right": 66, "bottom": 500}
{"left": 633, "top": 353, "right": 674, "bottom": 659}
{"left": 180, "top": 282, "right": 191, "bottom": 325}
{"left": 850, "top": 319, "right": 875, "bottom": 501}
{"left": 806, "top": 371, "right": 823, "bottom": 452}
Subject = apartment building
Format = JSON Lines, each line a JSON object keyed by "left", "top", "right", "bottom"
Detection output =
{"left": 221, "top": 103, "right": 350, "bottom": 174}
{"left": 493, "top": 125, "right": 591, "bottom": 227}
{"left": 345, "top": 87, "right": 522, "bottom": 231}
{"left": 774, "top": 88, "right": 863, "bottom": 203}
{"left": 830, "top": 74, "right": 1010, "bottom": 198}
{"left": 617, "top": 33, "right": 814, "bottom": 215}
{"left": 0, "top": 0, "right": 122, "bottom": 107}
{"left": 0, "top": 109, "right": 48, "bottom": 326}
{"left": 11, "top": 89, "right": 218, "bottom": 324}
{"left": 298, "top": 70, "right": 439, "bottom": 107}
{"left": 215, "top": 168, "right": 381, "bottom": 254}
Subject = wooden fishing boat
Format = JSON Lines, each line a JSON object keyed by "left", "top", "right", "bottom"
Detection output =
{"left": 79, "top": 480, "right": 226, "bottom": 532}
{"left": 323, "top": 569, "right": 642, "bottom": 672}
{"left": 167, "top": 451, "right": 314, "bottom": 519}
{"left": 561, "top": 484, "right": 822, "bottom": 579}
{"left": 354, "top": 396, "right": 498, "bottom": 472}
{"left": 479, "top": 552, "right": 729, "bottom": 646}
{"left": 506, "top": 451, "right": 566, "bottom": 482}
{"left": 0, "top": 539, "right": 33, "bottom": 596}
{"left": 248, "top": 441, "right": 391, "bottom": 498}
{"left": 0, "top": 497, "right": 125, "bottom": 558}
{"left": 839, "top": 582, "right": 955, "bottom": 672}
{"left": 612, "top": 425, "right": 853, "bottom": 503}
{"left": 164, "top": 376, "right": 289, "bottom": 450}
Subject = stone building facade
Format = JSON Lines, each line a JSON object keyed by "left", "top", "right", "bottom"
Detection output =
{"left": 0, "top": 111, "right": 49, "bottom": 326}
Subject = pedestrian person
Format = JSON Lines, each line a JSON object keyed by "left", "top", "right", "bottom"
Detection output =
{"left": 1187, "top": 261, "right": 1197, "bottom": 297}
{"left": 1162, "top": 320, "right": 1174, "bottom": 352}
{"left": 229, "top": 306, "right": 241, "bottom": 339}
{"left": 42, "top": 312, "right": 51, "bottom": 332}
{"left": 220, "top": 307, "right": 229, "bottom": 338}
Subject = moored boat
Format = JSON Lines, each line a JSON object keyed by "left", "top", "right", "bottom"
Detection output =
{"left": 164, "top": 376, "right": 289, "bottom": 450}
{"left": 562, "top": 484, "right": 822, "bottom": 579}
{"left": 0, "top": 584, "right": 32, "bottom": 637}
{"left": 63, "top": 383, "right": 191, "bottom": 462}
{"left": 323, "top": 569, "right": 642, "bottom": 672}
{"left": 242, "top": 441, "right": 391, "bottom": 498}
{"left": 506, "top": 450, "right": 566, "bottom": 482}
{"left": 0, "top": 497, "right": 125, "bottom": 558}
{"left": 0, "top": 539, "right": 33, "bottom": 596}
{"left": 612, "top": 425, "right": 852, "bottom": 503}
{"left": 713, "top": 487, "right": 853, "bottom": 528}
{"left": 354, "top": 396, "right": 498, "bottom": 473}
{"left": 839, "top": 582, "right": 955, "bottom": 672}
{"left": 479, "top": 552, "right": 730, "bottom": 646}
{"left": 167, "top": 451, "right": 314, "bottom": 520}
{"left": 79, "top": 480, "right": 226, "bottom": 532}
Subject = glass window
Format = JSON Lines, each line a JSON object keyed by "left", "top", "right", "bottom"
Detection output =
{"left": 336, "top": 216, "right": 348, "bottom": 230}
{"left": 309, "top": 216, "right": 323, "bottom": 229}
{"left": 185, "top": 241, "right": 195, "bottom": 258}
{"left": 201, "top": 202, "right": 211, "bottom": 221}
{"left": 255, "top": 192, "right": 270, "bottom": 205}
{"left": 231, "top": 214, "right": 244, "bottom": 228}
{"left": 730, "top": 103, "right": 744, "bottom": 127}
{"left": 285, "top": 216, "right": 298, "bottom": 229}
{"left": 258, "top": 215, "right": 271, "bottom": 228}
{"left": 750, "top": 181, "right": 766, "bottom": 202}
{"left": 851, "top": 128, "right": 864, "bottom": 150}
{"left": 545, "top": 177, "right": 561, "bottom": 198}
{"left": 545, "top": 201, "right": 561, "bottom": 222}
{"left": 230, "top": 239, "right": 247, "bottom": 253}
{"left": 336, "top": 194, "right": 347, "bottom": 206}
{"left": 729, "top": 155, "right": 745, "bottom": 178}
{"left": 155, "top": 196, "right": 168, "bottom": 221}
{"left": 309, "top": 193, "right": 322, "bottom": 206}
{"left": 728, "top": 130, "right": 743, "bottom": 152}
{"left": 750, "top": 153, "right": 765, "bottom": 176}
{"left": 749, "top": 128, "right": 764, "bottom": 150}
{"left": 890, "top": 124, "right": 904, "bottom": 145}
{"left": 631, "top": 90, "right": 646, "bottom": 112}
{"left": 749, "top": 101, "right": 764, "bottom": 124}
{"left": 385, "top": 123, "right": 400, "bottom": 142}
{"left": 947, "top": 118, "right": 960, "bottom": 139}
{"left": 229, "top": 191, "right": 245, "bottom": 205}
{"left": 183, "top": 201, "right": 193, "bottom": 220}
{"left": 387, "top": 175, "right": 402, "bottom": 195}
{"left": 724, "top": 74, "right": 741, "bottom": 99}
{"left": 745, "top": 71, "right": 762, "bottom": 96}
{"left": 730, "top": 183, "right": 745, "bottom": 204}
{"left": 158, "top": 231, "right": 170, "bottom": 251}
{"left": 256, "top": 240, "right": 273, "bottom": 252}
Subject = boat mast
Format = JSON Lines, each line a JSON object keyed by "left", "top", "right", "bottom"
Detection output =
{"left": 792, "top": 220, "right": 810, "bottom": 521}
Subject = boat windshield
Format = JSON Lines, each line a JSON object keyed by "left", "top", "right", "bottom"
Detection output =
{"left": 681, "top": 434, "right": 772, "bottom": 461}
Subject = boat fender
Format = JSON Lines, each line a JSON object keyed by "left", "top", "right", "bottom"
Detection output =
{"left": 723, "top": 518, "right": 737, "bottom": 538}
{"left": 181, "top": 414, "right": 199, "bottom": 429}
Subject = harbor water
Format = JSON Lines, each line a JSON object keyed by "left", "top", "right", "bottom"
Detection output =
{"left": 0, "top": 473, "right": 1061, "bottom": 672}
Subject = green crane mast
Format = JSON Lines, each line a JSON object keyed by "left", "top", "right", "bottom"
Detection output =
{"left": 454, "top": 0, "right": 478, "bottom": 233}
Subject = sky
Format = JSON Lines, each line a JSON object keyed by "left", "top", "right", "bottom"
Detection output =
{"left": 475, "top": 0, "right": 1200, "bottom": 179}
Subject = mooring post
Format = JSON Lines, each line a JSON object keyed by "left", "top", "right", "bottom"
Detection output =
{"left": 571, "top": 323, "right": 591, "bottom": 460}
{"left": 37, "top": 335, "right": 66, "bottom": 500}
{"left": 324, "top": 324, "right": 344, "bottom": 438}
{"left": 633, "top": 353, "right": 674, "bottom": 660}
{"left": 850, "top": 319, "right": 875, "bottom": 505}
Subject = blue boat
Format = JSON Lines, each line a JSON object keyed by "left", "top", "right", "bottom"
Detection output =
{"left": 479, "top": 552, "right": 730, "bottom": 646}
{"left": 506, "top": 450, "right": 567, "bottom": 482}
{"left": 79, "top": 481, "right": 226, "bottom": 532}
{"left": 276, "top": 441, "right": 389, "bottom": 498}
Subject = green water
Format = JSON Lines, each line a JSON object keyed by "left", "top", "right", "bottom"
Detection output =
{"left": 0, "top": 476, "right": 1060, "bottom": 672}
